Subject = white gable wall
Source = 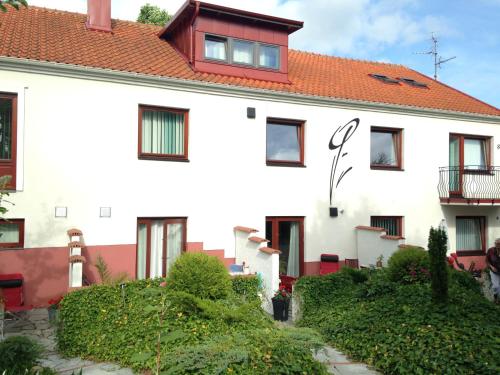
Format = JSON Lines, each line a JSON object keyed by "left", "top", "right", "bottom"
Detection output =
{"left": 1, "top": 68, "right": 499, "bottom": 265}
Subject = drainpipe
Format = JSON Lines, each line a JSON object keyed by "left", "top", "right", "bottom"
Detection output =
{"left": 189, "top": 1, "right": 200, "bottom": 65}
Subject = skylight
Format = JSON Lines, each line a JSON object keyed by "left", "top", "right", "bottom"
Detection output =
{"left": 398, "top": 77, "right": 428, "bottom": 88}
{"left": 368, "top": 74, "right": 400, "bottom": 84}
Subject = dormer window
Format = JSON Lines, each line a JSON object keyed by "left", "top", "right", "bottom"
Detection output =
{"left": 259, "top": 45, "right": 279, "bottom": 69}
{"left": 205, "top": 35, "right": 227, "bottom": 61}
{"left": 204, "top": 34, "right": 280, "bottom": 70}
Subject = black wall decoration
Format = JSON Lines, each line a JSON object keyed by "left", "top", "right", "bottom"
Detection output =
{"left": 329, "top": 118, "right": 360, "bottom": 206}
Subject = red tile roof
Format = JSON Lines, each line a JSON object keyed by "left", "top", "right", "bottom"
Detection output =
{"left": 1, "top": 6, "right": 499, "bottom": 116}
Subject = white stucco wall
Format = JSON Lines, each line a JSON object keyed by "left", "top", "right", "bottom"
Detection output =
{"left": 1, "top": 68, "right": 499, "bottom": 266}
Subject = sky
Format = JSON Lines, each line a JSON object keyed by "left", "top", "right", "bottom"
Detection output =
{"left": 27, "top": 0, "right": 500, "bottom": 109}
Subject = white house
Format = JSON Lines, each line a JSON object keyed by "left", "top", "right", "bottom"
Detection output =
{"left": 0, "top": 0, "right": 499, "bottom": 306}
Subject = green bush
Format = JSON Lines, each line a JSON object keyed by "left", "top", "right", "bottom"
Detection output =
{"left": 387, "top": 247, "right": 430, "bottom": 284}
{"left": 0, "top": 336, "right": 42, "bottom": 373}
{"left": 166, "top": 253, "right": 232, "bottom": 300}
{"left": 449, "top": 269, "right": 481, "bottom": 293}
{"left": 428, "top": 227, "right": 449, "bottom": 303}
{"left": 339, "top": 266, "right": 369, "bottom": 284}
{"left": 297, "top": 268, "right": 500, "bottom": 374}
{"left": 231, "top": 275, "right": 261, "bottom": 302}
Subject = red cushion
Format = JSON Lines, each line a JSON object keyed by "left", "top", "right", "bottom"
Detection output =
{"left": 0, "top": 273, "right": 24, "bottom": 308}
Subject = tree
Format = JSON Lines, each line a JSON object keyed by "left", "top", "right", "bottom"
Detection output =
{"left": 428, "top": 226, "right": 448, "bottom": 304}
{"left": 0, "top": 0, "right": 27, "bottom": 12}
{"left": 137, "top": 3, "right": 171, "bottom": 26}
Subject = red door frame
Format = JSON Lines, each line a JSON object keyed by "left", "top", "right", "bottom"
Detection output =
{"left": 136, "top": 218, "right": 187, "bottom": 279}
{"left": 266, "top": 216, "right": 305, "bottom": 276}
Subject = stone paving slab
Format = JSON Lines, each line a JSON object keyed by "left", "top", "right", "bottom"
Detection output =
{"left": 314, "top": 346, "right": 380, "bottom": 375}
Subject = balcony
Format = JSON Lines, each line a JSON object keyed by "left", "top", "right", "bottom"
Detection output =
{"left": 438, "top": 166, "right": 500, "bottom": 204}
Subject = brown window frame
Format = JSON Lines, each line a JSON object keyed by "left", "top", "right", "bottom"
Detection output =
{"left": 370, "top": 127, "right": 403, "bottom": 171}
{"left": 266, "top": 118, "right": 305, "bottom": 167}
{"left": 138, "top": 105, "right": 189, "bottom": 162}
{"left": 370, "top": 216, "right": 403, "bottom": 237}
{"left": 0, "top": 218, "right": 24, "bottom": 249}
{"left": 0, "top": 92, "right": 17, "bottom": 189}
{"left": 136, "top": 217, "right": 187, "bottom": 279}
{"left": 455, "top": 216, "right": 486, "bottom": 256}
{"left": 450, "top": 133, "right": 491, "bottom": 173}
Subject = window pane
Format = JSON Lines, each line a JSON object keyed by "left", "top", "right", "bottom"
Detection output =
{"left": 205, "top": 36, "right": 227, "bottom": 61}
{"left": 371, "top": 217, "right": 400, "bottom": 236}
{"left": 0, "top": 223, "right": 19, "bottom": 243}
{"left": 456, "top": 218, "right": 482, "bottom": 250}
{"left": 0, "top": 98, "right": 13, "bottom": 160}
{"left": 142, "top": 110, "right": 185, "bottom": 155}
{"left": 259, "top": 45, "right": 279, "bottom": 69}
{"left": 137, "top": 223, "right": 147, "bottom": 280}
{"left": 371, "top": 131, "right": 397, "bottom": 166}
{"left": 464, "top": 139, "right": 486, "bottom": 169}
{"left": 233, "top": 40, "right": 254, "bottom": 64}
{"left": 266, "top": 123, "right": 300, "bottom": 162}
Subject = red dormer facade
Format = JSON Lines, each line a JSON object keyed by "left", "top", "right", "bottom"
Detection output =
{"left": 159, "top": 0, "right": 303, "bottom": 83}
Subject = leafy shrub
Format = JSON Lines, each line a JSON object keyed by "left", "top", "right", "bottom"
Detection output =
{"left": 339, "top": 266, "right": 369, "bottom": 284}
{"left": 428, "top": 227, "right": 449, "bottom": 303}
{"left": 449, "top": 269, "right": 481, "bottom": 293}
{"left": 231, "top": 275, "right": 261, "bottom": 302}
{"left": 166, "top": 253, "right": 232, "bottom": 300}
{"left": 298, "top": 268, "right": 500, "bottom": 374}
{"left": 387, "top": 247, "right": 430, "bottom": 284}
{"left": 358, "top": 269, "right": 396, "bottom": 299}
{"left": 0, "top": 336, "right": 42, "bottom": 373}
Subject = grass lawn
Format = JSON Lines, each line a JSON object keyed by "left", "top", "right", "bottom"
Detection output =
{"left": 295, "top": 267, "right": 500, "bottom": 375}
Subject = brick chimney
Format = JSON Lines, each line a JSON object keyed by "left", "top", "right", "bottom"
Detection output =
{"left": 86, "top": 0, "right": 112, "bottom": 32}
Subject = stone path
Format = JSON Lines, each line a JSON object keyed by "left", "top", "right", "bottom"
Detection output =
{"left": 2, "top": 308, "right": 134, "bottom": 375}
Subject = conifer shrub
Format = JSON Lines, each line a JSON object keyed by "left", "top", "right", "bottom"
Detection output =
{"left": 428, "top": 226, "right": 449, "bottom": 303}
{"left": 166, "top": 252, "right": 232, "bottom": 300}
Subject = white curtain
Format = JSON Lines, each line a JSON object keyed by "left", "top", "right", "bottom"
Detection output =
{"left": 205, "top": 39, "right": 226, "bottom": 60}
{"left": 150, "top": 220, "right": 164, "bottom": 278}
{"left": 456, "top": 218, "right": 482, "bottom": 250}
{"left": 259, "top": 45, "right": 279, "bottom": 68}
{"left": 233, "top": 41, "right": 253, "bottom": 64}
{"left": 136, "top": 224, "right": 147, "bottom": 279}
{"left": 166, "top": 223, "right": 183, "bottom": 273}
{"left": 287, "top": 222, "right": 299, "bottom": 277}
{"left": 142, "top": 111, "right": 184, "bottom": 155}
{"left": 0, "top": 223, "right": 19, "bottom": 242}
{"left": 464, "top": 139, "right": 486, "bottom": 169}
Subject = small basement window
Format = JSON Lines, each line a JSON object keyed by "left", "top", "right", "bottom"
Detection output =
{"left": 398, "top": 77, "right": 428, "bottom": 88}
{"left": 369, "top": 74, "right": 400, "bottom": 84}
{"left": 0, "top": 219, "right": 24, "bottom": 248}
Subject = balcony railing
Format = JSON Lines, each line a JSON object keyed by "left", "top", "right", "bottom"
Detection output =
{"left": 438, "top": 166, "right": 500, "bottom": 203}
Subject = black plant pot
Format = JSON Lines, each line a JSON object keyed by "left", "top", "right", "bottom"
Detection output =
{"left": 272, "top": 298, "right": 289, "bottom": 321}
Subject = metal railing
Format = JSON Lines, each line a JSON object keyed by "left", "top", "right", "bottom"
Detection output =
{"left": 438, "top": 166, "right": 500, "bottom": 201}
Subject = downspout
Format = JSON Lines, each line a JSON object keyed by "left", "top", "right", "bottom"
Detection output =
{"left": 189, "top": 1, "right": 200, "bottom": 65}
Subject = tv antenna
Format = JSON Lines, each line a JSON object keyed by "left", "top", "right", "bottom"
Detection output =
{"left": 415, "top": 33, "right": 456, "bottom": 80}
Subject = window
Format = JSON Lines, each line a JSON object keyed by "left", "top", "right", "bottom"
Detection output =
{"left": 136, "top": 218, "right": 186, "bottom": 279}
{"left": 204, "top": 35, "right": 228, "bottom": 61}
{"left": 0, "top": 219, "right": 24, "bottom": 248}
{"left": 0, "top": 93, "right": 17, "bottom": 189}
{"left": 232, "top": 40, "right": 254, "bottom": 65}
{"left": 449, "top": 134, "right": 490, "bottom": 171}
{"left": 368, "top": 74, "right": 400, "bottom": 84}
{"left": 204, "top": 34, "right": 280, "bottom": 70}
{"left": 266, "top": 119, "right": 304, "bottom": 166}
{"left": 398, "top": 77, "right": 428, "bottom": 88}
{"left": 138, "top": 106, "right": 188, "bottom": 161}
{"left": 456, "top": 216, "right": 486, "bottom": 255}
{"left": 371, "top": 216, "right": 403, "bottom": 237}
{"left": 370, "top": 127, "right": 402, "bottom": 169}
{"left": 259, "top": 45, "right": 279, "bottom": 69}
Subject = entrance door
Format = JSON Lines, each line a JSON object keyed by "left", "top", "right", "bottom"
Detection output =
{"left": 136, "top": 218, "right": 186, "bottom": 279}
{"left": 265, "top": 217, "right": 304, "bottom": 277}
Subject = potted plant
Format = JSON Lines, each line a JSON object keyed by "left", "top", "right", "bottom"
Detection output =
{"left": 48, "top": 296, "right": 62, "bottom": 323}
{"left": 376, "top": 254, "right": 384, "bottom": 268}
{"left": 272, "top": 286, "right": 291, "bottom": 321}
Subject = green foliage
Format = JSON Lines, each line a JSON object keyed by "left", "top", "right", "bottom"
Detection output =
{"left": 297, "top": 268, "right": 500, "bottom": 374}
{"left": 137, "top": 3, "right": 171, "bottom": 26}
{"left": 0, "top": 336, "right": 42, "bottom": 373}
{"left": 339, "top": 266, "right": 369, "bottom": 284}
{"left": 0, "top": 0, "right": 27, "bottom": 12}
{"left": 449, "top": 269, "right": 481, "bottom": 293}
{"left": 0, "top": 175, "right": 13, "bottom": 217}
{"left": 428, "top": 226, "right": 449, "bottom": 303}
{"left": 231, "top": 275, "right": 261, "bottom": 302}
{"left": 94, "top": 254, "right": 129, "bottom": 285}
{"left": 166, "top": 252, "right": 232, "bottom": 300}
{"left": 387, "top": 246, "right": 430, "bottom": 284}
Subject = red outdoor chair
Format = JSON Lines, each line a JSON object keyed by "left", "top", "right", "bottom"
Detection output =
{"left": 320, "top": 254, "right": 340, "bottom": 275}
{"left": 0, "top": 273, "right": 34, "bottom": 338}
{"left": 344, "top": 259, "right": 359, "bottom": 269}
